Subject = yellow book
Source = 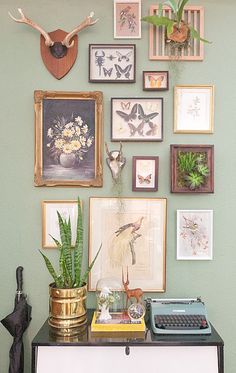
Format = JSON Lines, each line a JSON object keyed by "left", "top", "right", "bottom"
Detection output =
{"left": 91, "top": 311, "right": 146, "bottom": 333}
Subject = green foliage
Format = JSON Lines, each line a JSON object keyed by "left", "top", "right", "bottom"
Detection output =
{"left": 177, "top": 151, "right": 209, "bottom": 190}
{"left": 40, "top": 198, "right": 101, "bottom": 289}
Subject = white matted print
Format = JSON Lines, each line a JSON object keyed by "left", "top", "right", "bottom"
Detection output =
{"left": 42, "top": 201, "right": 78, "bottom": 248}
{"left": 177, "top": 210, "right": 213, "bottom": 260}
{"left": 89, "top": 197, "right": 167, "bottom": 291}
{"left": 114, "top": 0, "right": 141, "bottom": 39}
{"left": 174, "top": 85, "right": 214, "bottom": 133}
{"left": 111, "top": 98, "right": 163, "bottom": 141}
{"left": 132, "top": 156, "right": 159, "bottom": 191}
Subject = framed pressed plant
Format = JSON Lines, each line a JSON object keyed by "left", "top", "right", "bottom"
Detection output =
{"left": 174, "top": 85, "right": 214, "bottom": 133}
{"left": 177, "top": 210, "right": 213, "bottom": 260}
{"left": 88, "top": 197, "right": 167, "bottom": 291}
{"left": 114, "top": 0, "right": 142, "bottom": 39}
{"left": 34, "top": 90, "right": 103, "bottom": 187}
{"left": 89, "top": 44, "right": 136, "bottom": 83}
{"left": 171, "top": 145, "right": 214, "bottom": 193}
{"left": 132, "top": 156, "right": 159, "bottom": 191}
{"left": 143, "top": 71, "right": 169, "bottom": 91}
{"left": 111, "top": 97, "right": 163, "bottom": 141}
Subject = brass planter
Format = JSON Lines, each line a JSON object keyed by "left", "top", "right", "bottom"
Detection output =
{"left": 48, "top": 283, "right": 87, "bottom": 336}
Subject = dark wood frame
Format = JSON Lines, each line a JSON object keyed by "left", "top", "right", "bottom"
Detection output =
{"left": 171, "top": 145, "right": 214, "bottom": 193}
{"left": 132, "top": 156, "right": 159, "bottom": 191}
{"left": 34, "top": 90, "right": 103, "bottom": 187}
{"left": 143, "top": 71, "right": 169, "bottom": 91}
{"left": 89, "top": 44, "right": 136, "bottom": 83}
{"left": 111, "top": 97, "right": 164, "bottom": 142}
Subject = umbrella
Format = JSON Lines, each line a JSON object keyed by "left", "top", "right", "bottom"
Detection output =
{"left": 1, "top": 266, "right": 32, "bottom": 373}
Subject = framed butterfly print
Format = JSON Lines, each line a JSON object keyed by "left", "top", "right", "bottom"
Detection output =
{"left": 111, "top": 97, "right": 163, "bottom": 141}
{"left": 89, "top": 44, "right": 136, "bottom": 83}
{"left": 143, "top": 71, "right": 169, "bottom": 91}
{"left": 132, "top": 156, "right": 159, "bottom": 191}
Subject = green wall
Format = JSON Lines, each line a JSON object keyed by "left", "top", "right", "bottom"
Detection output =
{"left": 0, "top": 0, "right": 236, "bottom": 372}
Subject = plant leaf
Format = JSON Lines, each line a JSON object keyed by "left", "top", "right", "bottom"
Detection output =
{"left": 79, "top": 244, "right": 102, "bottom": 287}
{"left": 49, "top": 234, "right": 61, "bottom": 248}
{"left": 39, "top": 250, "right": 62, "bottom": 288}
{"left": 163, "top": 0, "right": 178, "bottom": 14}
{"left": 167, "top": 21, "right": 174, "bottom": 36}
{"left": 177, "top": 0, "right": 189, "bottom": 23}
{"left": 141, "top": 15, "right": 173, "bottom": 27}
{"left": 74, "top": 198, "right": 83, "bottom": 287}
{"left": 189, "top": 26, "right": 212, "bottom": 43}
{"left": 57, "top": 212, "right": 73, "bottom": 285}
{"left": 158, "top": 3, "right": 163, "bottom": 17}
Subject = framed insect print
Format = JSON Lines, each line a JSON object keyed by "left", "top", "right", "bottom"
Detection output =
{"left": 114, "top": 0, "right": 141, "bottom": 39}
{"left": 111, "top": 97, "right": 163, "bottom": 141}
{"left": 89, "top": 44, "right": 136, "bottom": 83}
{"left": 89, "top": 197, "right": 167, "bottom": 291}
{"left": 177, "top": 210, "right": 213, "bottom": 260}
{"left": 174, "top": 85, "right": 214, "bottom": 133}
{"left": 132, "top": 156, "right": 159, "bottom": 191}
{"left": 143, "top": 71, "right": 169, "bottom": 91}
{"left": 34, "top": 90, "right": 103, "bottom": 187}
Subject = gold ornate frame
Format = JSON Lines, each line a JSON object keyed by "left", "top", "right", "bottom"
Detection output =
{"left": 34, "top": 90, "right": 103, "bottom": 187}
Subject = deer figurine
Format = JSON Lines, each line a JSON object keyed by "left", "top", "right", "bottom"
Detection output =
{"left": 8, "top": 8, "right": 98, "bottom": 79}
{"left": 105, "top": 142, "right": 126, "bottom": 182}
{"left": 122, "top": 267, "right": 143, "bottom": 309}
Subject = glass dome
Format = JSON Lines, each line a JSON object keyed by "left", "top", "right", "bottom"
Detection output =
{"left": 96, "top": 277, "right": 124, "bottom": 321}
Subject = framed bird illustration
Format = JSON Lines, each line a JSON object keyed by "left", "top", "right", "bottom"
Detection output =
{"left": 132, "top": 156, "right": 159, "bottom": 192}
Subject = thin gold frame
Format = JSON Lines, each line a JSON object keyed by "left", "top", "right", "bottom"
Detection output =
{"left": 34, "top": 90, "right": 103, "bottom": 187}
{"left": 88, "top": 197, "right": 167, "bottom": 292}
{"left": 174, "top": 85, "right": 214, "bottom": 134}
{"left": 42, "top": 200, "right": 77, "bottom": 249}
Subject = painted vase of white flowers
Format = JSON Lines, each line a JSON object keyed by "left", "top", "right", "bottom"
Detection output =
{"left": 47, "top": 114, "right": 94, "bottom": 168}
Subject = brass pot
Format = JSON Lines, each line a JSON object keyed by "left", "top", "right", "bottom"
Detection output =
{"left": 48, "top": 283, "right": 87, "bottom": 336}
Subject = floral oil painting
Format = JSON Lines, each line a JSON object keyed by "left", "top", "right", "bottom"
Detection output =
{"left": 114, "top": 0, "right": 141, "bottom": 39}
{"left": 34, "top": 91, "right": 103, "bottom": 187}
{"left": 177, "top": 210, "right": 213, "bottom": 260}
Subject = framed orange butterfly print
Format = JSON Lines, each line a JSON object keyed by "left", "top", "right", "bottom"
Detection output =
{"left": 132, "top": 156, "right": 159, "bottom": 191}
{"left": 143, "top": 71, "right": 169, "bottom": 91}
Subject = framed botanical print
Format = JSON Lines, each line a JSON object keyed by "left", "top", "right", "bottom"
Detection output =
{"left": 174, "top": 85, "right": 214, "bottom": 133}
{"left": 111, "top": 97, "right": 163, "bottom": 141}
{"left": 89, "top": 197, "right": 167, "bottom": 291}
{"left": 177, "top": 210, "right": 213, "bottom": 260}
{"left": 42, "top": 200, "right": 77, "bottom": 248}
{"left": 132, "top": 156, "right": 159, "bottom": 191}
{"left": 34, "top": 90, "right": 103, "bottom": 187}
{"left": 114, "top": 0, "right": 141, "bottom": 39}
{"left": 89, "top": 44, "right": 136, "bottom": 83}
{"left": 143, "top": 71, "right": 169, "bottom": 91}
{"left": 171, "top": 145, "right": 214, "bottom": 193}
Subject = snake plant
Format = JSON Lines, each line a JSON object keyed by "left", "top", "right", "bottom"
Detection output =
{"left": 40, "top": 198, "right": 101, "bottom": 289}
{"left": 142, "top": 0, "right": 211, "bottom": 44}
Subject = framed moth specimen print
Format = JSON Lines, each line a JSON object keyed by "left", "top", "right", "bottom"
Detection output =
{"left": 34, "top": 90, "right": 103, "bottom": 187}
{"left": 177, "top": 210, "right": 213, "bottom": 260}
{"left": 132, "top": 156, "right": 159, "bottom": 191}
{"left": 114, "top": 0, "right": 141, "bottom": 39}
{"left": 88, "top": 197, "right": 167, "bottom": 291}
{"left": 111, "top": 97, "right": 163, "bottom": 141}
{"left": 89, "top": 44, "right": 136, "bottom": 83}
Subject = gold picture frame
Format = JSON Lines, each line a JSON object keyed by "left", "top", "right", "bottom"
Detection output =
{"left": 88, "top": 197, "right": 167, "bottom": 292}
{"left": 174, "top": 85, "right": 214, "bottom": 134}
{"left": 34, "top": 90, "right": 103, "bottom": 187}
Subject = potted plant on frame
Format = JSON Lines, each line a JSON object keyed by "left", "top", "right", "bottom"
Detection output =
{"left": 40, "top": 197, "right": 101, "bottom": 336}
{"left": 142, "top": 0, "right": 211, "bottom": 52}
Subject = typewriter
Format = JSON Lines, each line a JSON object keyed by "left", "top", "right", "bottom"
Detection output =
{"left": 148, "top": 297, "right": 211, "bottom": 335}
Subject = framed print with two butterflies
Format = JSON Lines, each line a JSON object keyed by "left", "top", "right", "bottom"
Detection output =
{"left": 111, "top": 97, "right": 163, "bottom": 141}
{"left": 89, "top": 44, "right": 136, "bottom": 83}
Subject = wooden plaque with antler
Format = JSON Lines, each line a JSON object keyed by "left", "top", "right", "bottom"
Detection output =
{"left": 8, "top": 8, "right": 98, "bottom": 79}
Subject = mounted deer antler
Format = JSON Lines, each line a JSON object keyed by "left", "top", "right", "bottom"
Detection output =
{"left": 122, "top": 267, "right": 143, "bottom": 309}
{"left": 8, "top": 8, "right": 99, "bottom": 79}
{"left": 105, "top": 142, "right": 126, "bottom": 181}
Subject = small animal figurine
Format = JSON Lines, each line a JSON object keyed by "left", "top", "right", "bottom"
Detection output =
{"left": 122, "top": 267, "right": 143, "bottom": 309}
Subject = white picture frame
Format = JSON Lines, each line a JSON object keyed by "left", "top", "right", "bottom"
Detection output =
{"left": 174, "top": 85, "right": 214, "bottom": 134}
{"left": 177, "top": 210, "right": 213, "bottom": 260}
{"left": 42, "top": 200, "right": 77, "bottom": 249}
{"left": 114, "top": 0, "right": 141, "bottom": 39}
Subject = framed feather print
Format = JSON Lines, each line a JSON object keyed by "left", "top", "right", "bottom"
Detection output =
{"left": 132, "top": 156, "right": 159, "bottom": 191}
{"left": 88, "top": 197, "right": 167, "bottom": 291}
{"left": 111, "top": 97, "right": 163, "bottom": 141}
{"left": 89, "top": 44, "right": 136, "bottom": 83}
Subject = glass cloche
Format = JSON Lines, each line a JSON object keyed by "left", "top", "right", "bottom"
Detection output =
{"left": 96, "top": 277, "right": 124, "bottom": 322}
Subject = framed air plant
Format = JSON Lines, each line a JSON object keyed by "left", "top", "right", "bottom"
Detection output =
{"left": 114, "top": 0, "right": 141, "bottom": 39}
{"left": 34, "top": 90, "right": 103, "bottom": 187}
{"left": 111, "top": 97, "right": 163, "bottom": 141}
{"left": 132, "top": 156, "right": 159, "bottom": 191}
{"left": 177, "top": 210, "right": 213, "bottom": 260}
{"left": 143, "top": 71, "right": 169, "bottom": 91}
{"left": 89, "top": 44, "right": 136, "bottom": 83}
{"left": 88, "top": 197, "right": 167, "bottom": 291}
{"left": 171, "top": 145, "right": 214, "bottom": 193}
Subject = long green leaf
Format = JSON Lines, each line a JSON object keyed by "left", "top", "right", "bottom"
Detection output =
{"left": 49, "top": 234, "right": 61, "bottom": 248}
{"left": 163, "top": 0, "right": 177, "bottom": 13}
{"left": 74, "top": 198, "right": 83, "bottom": 287}
{"left": 141, "top": 15, "right": 173, "bottom": 28}
{"left": 80, "top": 244, "right": 102, "bottom": 287}
{"left": 57, "top": 212, "right": 73, "bottom": 281}
{"left": 158, "top": 3, "right": 163, "bottom": 17}
{"left": 177, "top": 0, "right": 189, "bottom": 23}
{"left": 189, "top": 26, "right": 212, "bottom": 43}
{"left": 39, "top": 250, "right": 62, "bottom": 288}
{"left": 167, "top": 21, "right": 174, "bottom": 36}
